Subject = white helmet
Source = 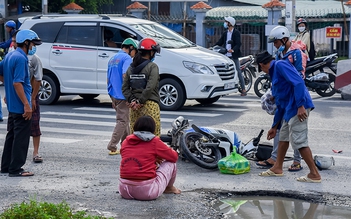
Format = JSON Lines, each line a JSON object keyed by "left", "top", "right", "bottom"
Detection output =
{"left": 314, "top": 155, "right": 335, "bottom": 170}
{"left": 224, "top": 16, "right": 236, "bottom": 26}
{"left": 268, "top": 25, "right": 290, "bottom": 43}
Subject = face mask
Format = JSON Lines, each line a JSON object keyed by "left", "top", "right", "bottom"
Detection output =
{"left": 28, "top": 46, "right": 36, "bottom": 55}
{"left": 298, "top": 27, "right": 306, "bottom": 32}
{"left": 151, "top": 56, "right": 155, "bottom": 62}
{"left": 223, "top": 22, "right": 228, "bottom": 29}
{"left": 278, "top": 45, "right": 285, "bottom": 53}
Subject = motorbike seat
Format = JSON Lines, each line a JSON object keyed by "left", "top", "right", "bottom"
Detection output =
{"left": 239, "top": 55, "right": 253, "bottom": 65}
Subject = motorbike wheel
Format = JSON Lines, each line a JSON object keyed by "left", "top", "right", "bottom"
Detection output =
{"left": 241, "top": 68, "right": 253, "bottom": 92}
{"left": 254, "top": 75, "right": 271, "bottom": 98}
{"left": 180, "top": 132, "right": 221, "bottom": 169}
{"left": 315, "top": 73, "right": 337, "bottom": 97}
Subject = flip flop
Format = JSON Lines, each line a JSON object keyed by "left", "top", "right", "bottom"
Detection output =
{"left": 296, "top": 175, "right": 321, "bottom": 183}
{"left": 288, "top": 163, "right": 303, "bottom": 172}
{"left": 256, "top": 160, "right": 274, "bottom": 169}
{"left": 109, "top": 149, "right": 120, "bottom": 155}
{"left": 259, "top": 169, "right": 284, "bottom": 177}
{"left": 9, "top": 171, "right": 34, "bottom": 177}
{"left": 33, "top": 155, "right": 43, "bottom": 163}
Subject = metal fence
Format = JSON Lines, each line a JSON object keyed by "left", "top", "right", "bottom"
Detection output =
{"left": 102, "top": 11, "right": 350, "bottom": 58}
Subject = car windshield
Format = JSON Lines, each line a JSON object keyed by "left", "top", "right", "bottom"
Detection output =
{"left": 131, "top": 23, "right": 195, "bottom": 49}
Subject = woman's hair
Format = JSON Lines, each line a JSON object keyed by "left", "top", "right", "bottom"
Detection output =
{"left": 133, "top": 116, "right": 156, "bottom": 133}
{"left": 131, "top": 50, "right": 152, "bottom": 67}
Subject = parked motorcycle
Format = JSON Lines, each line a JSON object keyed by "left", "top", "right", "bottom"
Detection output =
{"left": 254, "top": 53, "right": 338, "bottom": 98}
{"left": 212, "top": 45, "right": 257, "bottom": 92}
{"left": 160, "top": 116, "right": 265, "bottom": 169}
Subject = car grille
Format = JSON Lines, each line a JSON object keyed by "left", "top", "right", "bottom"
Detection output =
{"left": 214, "top": 63, "right": 236, "bottom": 80}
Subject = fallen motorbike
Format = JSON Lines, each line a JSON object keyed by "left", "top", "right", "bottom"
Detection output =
{"left": 160, "top": 116, "right": 266, "bottom": 169}
{"left": 212, "top": 44, "right": 257, "bottom": 92}
{"left": 254, "top": 53, "right": 338, "bottom": 98}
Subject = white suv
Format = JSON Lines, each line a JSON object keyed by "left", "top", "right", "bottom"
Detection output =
{"left": 19, "top": 14, "right": 239, "bottom": 110}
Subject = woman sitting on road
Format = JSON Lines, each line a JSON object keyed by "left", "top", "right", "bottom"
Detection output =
{"left": 119, "top": 116, "right": 181, "bottom": 200}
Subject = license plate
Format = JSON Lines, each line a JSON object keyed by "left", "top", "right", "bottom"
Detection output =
{"left": 224, "top": 82, "right": 235, "bottom": 90}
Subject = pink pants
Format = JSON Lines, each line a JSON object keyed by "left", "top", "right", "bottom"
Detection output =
{"left": 119, "top": 162, "right": 177, "bottom": 200}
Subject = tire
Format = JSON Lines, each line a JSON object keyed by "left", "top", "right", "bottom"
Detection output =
{"left": 242, "top": 68, "right": 253, "bottom": 92}
{"left": 38, "top": 75, "right": 60, "bottom": 105}
{"left": 315, "top": 73, "right": 337, "bottom": 97}
{"left": 195, "top": 96, "right": 220, "bottom": 105}
{"left": 254, "top": 75, "right": 271, "bottom": 98}
{"left": 159, "top": 78, "right": 186, "bottom": 111}
{"left": 79, "top": 94, "right": 100, "bottom": 99}
{"left": 180, "top": 132, "right": 222, "bottom": 169}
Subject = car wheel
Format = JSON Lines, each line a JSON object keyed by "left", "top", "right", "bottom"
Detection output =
{"left": 195, "top": 96, "right": 220, "bottom": 105}
{"left": 38, "top": 75, "right": 60, "bottom": 105}
{"left": 79, "top": 94, "right": 100, "bottom": 99}
{"left": 159, "top": 78, "right": 186, "bottom": 111}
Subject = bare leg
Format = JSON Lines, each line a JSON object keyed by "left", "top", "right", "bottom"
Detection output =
{"left": 269, "top": 141, "right": 289, "bottom": 174}
{"left": 298, "top": 147, "right": 321, "bottom": 180}
{"left": 32, "top": 136, "right": 40, "bottom": 157}
{"left": 164, "top": 186, "right": 181, "bottom": 194}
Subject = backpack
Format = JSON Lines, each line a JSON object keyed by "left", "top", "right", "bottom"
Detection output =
{"left": 303, "top": 31, "right": 316, "bottom": 61}
{"left": 308, "top": 37, "right": 316, "bottom": 61}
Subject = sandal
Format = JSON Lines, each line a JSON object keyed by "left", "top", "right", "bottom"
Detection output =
{"left": 256, "top": 160, "right": 274, "bottom": 169}
{"left": 109, "top": 149, "right": 120, "bottom": 155}
{"left": 9, "top": 171, "right": 34, "bottom": 177}
{"left": 33, "top": 156, "right": 43, "bottom": 163}
{"left": 288, "top": 163, "right": 303, "bottom": 172}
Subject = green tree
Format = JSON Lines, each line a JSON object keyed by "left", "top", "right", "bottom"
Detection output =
{"left": 17, "top": 0, "right": 113, "bottom": 13}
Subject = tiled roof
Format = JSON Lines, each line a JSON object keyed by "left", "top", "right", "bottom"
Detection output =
{"left": 190, "top": 1, "right": 212, "bottom": 10}
{"left": 262, "top": 0, "right": 285, "bottom": 9}
{"left": 206, "top": 1, "right": 350, "bottom": 18}
{"left": 126, "top": 2, "right": 148, "bottom": 10}
{"left": 62, "top": 2, "right": 83, "bottom": 10}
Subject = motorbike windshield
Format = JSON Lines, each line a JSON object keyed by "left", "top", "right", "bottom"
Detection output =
{"left": 131, "top": 23, "right": 196, "bottom": 49}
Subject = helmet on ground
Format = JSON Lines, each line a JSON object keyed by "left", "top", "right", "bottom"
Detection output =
{"left": 268, "top": 25, "right": 290, "bottom": 43}
{"left": 5, "top": 20, "right": 16, "bottom": 29}
{"left": 16, "top": 29, "right": 42, "bottom": 45}
{"left": 296, "top": 18, "right": 308, "bottom": 27}
{"left": 122, "top": 38, "right": 139, "bottom": 49}
{"left": 224, "top": 16, "right": 236, "bottom": 26}
{"left": 139, "top": 38, "right": 160, "bottom": 53}
{"left": 314, "top": 155, "right": 335, "bottom": 170}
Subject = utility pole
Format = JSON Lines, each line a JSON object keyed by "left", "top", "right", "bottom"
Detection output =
{"left": 42, "top": 0, "right": 48, "bottom": 14}
{"left": 285, "top": 0, "right": 296, "bottom": 33}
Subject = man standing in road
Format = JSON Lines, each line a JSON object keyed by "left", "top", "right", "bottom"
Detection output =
{"left": 255, "top": 51, "right": 321, "bottom": 183}
{"left": 107, "top": 38, "right": 138, "bottom": 155}
{"left": 0, "top": 29, "right": 42, "bottom": 177}
{"left": 11, "top": 30, "right": 44, "bottom": 163}
{"left": 214, "top": 16, "right": 247, "bottom": 96}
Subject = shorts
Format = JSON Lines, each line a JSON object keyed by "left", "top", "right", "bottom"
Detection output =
{"left": 279, "top": 109, "right": 311, "bottom": 150}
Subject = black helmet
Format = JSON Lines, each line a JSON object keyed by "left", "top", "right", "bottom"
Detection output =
{"left": 296, "top": 18, "right": 307, "bottom": 27}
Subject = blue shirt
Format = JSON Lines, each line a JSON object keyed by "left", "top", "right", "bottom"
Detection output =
{"left": 0, "top": 48, "right": 31, "bottom": 114}
{"left": 269, "top": 60, "right": 314, "bottom": 128}
{"left": 107, "top": 50, "right": 132, "bottom": 100}
{"left": 0, "top": 29, "right": 16, "bottom": 49}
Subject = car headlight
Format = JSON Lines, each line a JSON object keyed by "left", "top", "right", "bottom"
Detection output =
{"left": 183, "top": 61, "right": 215, "bottom": 75}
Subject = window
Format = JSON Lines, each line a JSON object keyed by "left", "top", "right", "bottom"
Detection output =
{"left": 31, "top": 22, "right": 63, "bottom": 43}
{"left": 56, "top": 26, "right": 97, "bottom": 46}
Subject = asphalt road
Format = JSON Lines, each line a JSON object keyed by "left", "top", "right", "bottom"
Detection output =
{"left": 0, "top": 86, "right": 351, "bottom": 218}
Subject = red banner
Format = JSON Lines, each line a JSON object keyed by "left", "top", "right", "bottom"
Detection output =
{"left": 326, "top": 27, "right": 342, "bottom": 38}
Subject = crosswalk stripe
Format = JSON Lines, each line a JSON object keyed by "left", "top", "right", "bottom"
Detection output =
{"left": 40, "top": 112, "right": 186, "bottom": 123}
{"left": 184, "top": 106, "right": 247, "bottom": 112}
{"left": 73, "top": 107, "right": 222, "bottom": 117}
{"left": 0, "top": 134, "right": 81, "bottom": 143}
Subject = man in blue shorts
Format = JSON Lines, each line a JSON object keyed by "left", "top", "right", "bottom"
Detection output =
{"left": 0, "top": 29, "right": 42, "bottom": 177}
{"left": 255, "top": 51, "right": 321, "bottom": 183}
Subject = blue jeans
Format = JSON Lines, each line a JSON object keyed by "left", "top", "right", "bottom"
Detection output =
{"left": 0, "top": 94, "right": 3, "bottom": 119}
{"left": 231, "top": 58, "right": 246, "bottom": 91}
